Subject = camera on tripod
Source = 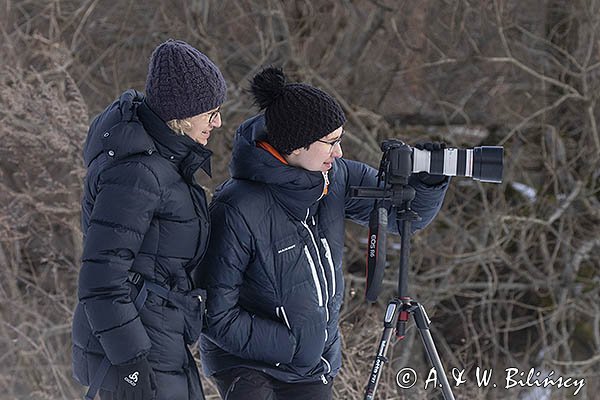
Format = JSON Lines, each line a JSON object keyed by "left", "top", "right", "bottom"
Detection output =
{"left": 352, "top": 139, "right": 504, "bottom": 400}
{"left": 352, "top": 139, "right": 504, "bottom": 303}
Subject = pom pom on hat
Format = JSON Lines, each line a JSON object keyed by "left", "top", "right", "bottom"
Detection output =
{"left": 250, "top": 67, "right": 286, "bottom": 110}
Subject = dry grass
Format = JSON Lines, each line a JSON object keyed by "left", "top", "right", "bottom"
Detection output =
{"left": 1, "top": 0, "right": 599, "bottom": 399}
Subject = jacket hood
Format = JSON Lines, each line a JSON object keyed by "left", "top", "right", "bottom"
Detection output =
{"left": 230, "top": 114, "right": 333, "bottom": 220}
{"left": 83, "top": 90, "right": 212, "bottom": 180}
{"left": 83, "top": 90, "right": 152, "bottom": 167}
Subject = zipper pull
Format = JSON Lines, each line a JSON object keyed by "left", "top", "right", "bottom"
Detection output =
{"left": 317, "top": 171, "right": 330, "bottom": 201}
{"left": 321, "top": 375, "right": 329, "bottom": 385}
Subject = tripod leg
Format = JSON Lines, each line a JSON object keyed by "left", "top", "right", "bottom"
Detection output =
{"left": 413, "top": 302, "right": 456, "bottom": 400}
{"left": 364, "top": 300, "right": 402, "bottom": 400}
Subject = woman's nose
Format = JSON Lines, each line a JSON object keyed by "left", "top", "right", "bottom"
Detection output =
{"left": 331, "top": 142, "right": 343, "bottom": 158}
{"left": 211, "top": 113, "right": 222, "bottom": 128}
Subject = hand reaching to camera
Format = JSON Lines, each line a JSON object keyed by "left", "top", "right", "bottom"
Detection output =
{"left": 414, "top": 142, "right": 449, "bottom": 186}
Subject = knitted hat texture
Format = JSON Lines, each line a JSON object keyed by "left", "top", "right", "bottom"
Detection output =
{"left": 145, "top": 39, "right": 227, "bottom": 122}
{"left": 249, "top": 67, "right": 346, "bottom": 154}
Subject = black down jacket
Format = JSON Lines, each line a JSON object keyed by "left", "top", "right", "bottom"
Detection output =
{"left": 195, "top": 115, "right": 448, "bottom": 384}
{"left": 72, "top": 90, "right": 210, "bottom": 399}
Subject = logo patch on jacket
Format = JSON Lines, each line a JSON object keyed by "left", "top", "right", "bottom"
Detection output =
{"left": 124, "top": 371, "right": 139, "bottom": 387}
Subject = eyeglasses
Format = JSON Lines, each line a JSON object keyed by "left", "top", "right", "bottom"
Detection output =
{"left": 207, "top": 106, "right": 221, "bottom": 124}
{"left": 317, "top": 131, "right": 344, "bottom": 154}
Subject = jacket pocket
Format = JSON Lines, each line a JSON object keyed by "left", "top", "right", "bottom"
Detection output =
{"left": 321, "top": 356, "right": 332, "bottom": 375}
{"left": 134, "top": 273, "right": 206, "bottom": 346}
{"left": 276, "top": 281, "right": 327, "bottom": 372}
{"left": 181, "top": 288, "right": 206, "bottom": 345}
{"left": 276, "top": 306, "right": 291, "bottom": 330}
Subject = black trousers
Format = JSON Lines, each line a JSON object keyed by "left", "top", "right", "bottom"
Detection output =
{"left": 212, "top": 367, "right": 333, "bottom": 400}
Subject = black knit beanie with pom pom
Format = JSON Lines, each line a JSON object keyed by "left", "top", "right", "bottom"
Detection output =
{"left": 249, "top": 67, "right": 346, "bottom": 154}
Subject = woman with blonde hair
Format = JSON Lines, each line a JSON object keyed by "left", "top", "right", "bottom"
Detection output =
{"left": 72, "top": 39, "right": 226, "bottom": 400}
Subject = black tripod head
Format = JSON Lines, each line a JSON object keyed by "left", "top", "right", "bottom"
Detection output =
{"left": 351, "top": 139, "right": 417, "bottom": 207}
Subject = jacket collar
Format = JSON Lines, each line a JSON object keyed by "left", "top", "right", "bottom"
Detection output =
{"left": 84, "top": 90, "right": 212, "bottom": 181}
{"left": 230, "top": 114, "right": 334, "bottom": 221}
{"left": 138, "top": 99, "right": 212, "bottom": 180}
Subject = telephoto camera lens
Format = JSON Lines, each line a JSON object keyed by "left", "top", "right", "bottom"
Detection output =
{"left": 412, "top": 146, "right": 503, "bottom": 183}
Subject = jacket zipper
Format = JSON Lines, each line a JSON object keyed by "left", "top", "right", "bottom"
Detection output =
{"left": 301, "top": 210, "right": 329, "bottom": 321}
{"left": 306, "top": 174, "right": 333, "bottom": 385}
{"left": 302, "top": 209, "right": 333, "bottom": 384}
{"left": 316, "top": 171, "right": 329, "bottom": 201}
{"left": 303, "top": 246, "right": 324, "bottom": 307}
{"left": 320, "top": 238, "right": 335, "bottom": 298}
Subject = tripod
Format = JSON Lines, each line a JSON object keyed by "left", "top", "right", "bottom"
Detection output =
{"left": 359, "top": 185, "right": 456, "bottom": 400}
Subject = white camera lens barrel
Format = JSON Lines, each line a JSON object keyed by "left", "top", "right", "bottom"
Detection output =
{"left": 464, "top": 149, "right": 473, "bottom": 177}
{"left": 412, "top": 146, "right": 503, "bottom": 183}
{"left": 411, "top": 148, "right": 431, "bottom": 174}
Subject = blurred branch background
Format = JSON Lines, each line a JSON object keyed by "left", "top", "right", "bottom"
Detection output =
{"left": 1, "top": 0, "right": 599, "bottom": 399}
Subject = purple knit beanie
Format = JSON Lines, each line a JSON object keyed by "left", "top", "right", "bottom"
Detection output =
{"left": 145, "top": 39, "right": 227, "bottom": 122}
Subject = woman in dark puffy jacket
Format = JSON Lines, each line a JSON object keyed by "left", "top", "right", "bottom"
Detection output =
{"left": 195, "top": 68, "right": 449, "bottom": 400}
{"left": 71, "top": 39, "right": 226, "bottom": 400}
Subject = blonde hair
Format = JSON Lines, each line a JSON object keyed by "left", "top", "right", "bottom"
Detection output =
{"left": 166, "top": 118, "right": 193, "bottom": 135}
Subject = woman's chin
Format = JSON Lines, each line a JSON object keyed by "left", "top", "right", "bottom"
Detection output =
{"left": 193, "top": 136, "right": 208, "bottom": 146}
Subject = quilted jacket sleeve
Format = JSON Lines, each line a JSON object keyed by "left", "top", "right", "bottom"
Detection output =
{"left": 196, "top": 201, "right": 297, "bottom": 365}
{"left": 78, "top": 161, "right": 160, "bottom": 365}
{"left": 341, "top": 158, "right": 449, "bottom": 233}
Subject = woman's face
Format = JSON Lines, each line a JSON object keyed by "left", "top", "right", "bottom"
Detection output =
{"left": 284, "top": 127, "right": 344, "bottom": 172}
{"left": 185, "top": 106, "right": 222, "bottom": 145}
